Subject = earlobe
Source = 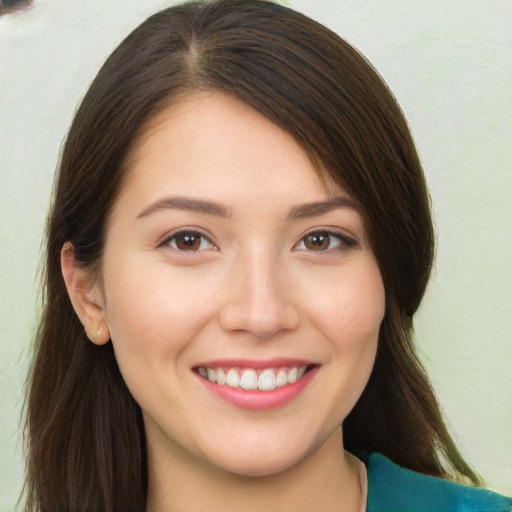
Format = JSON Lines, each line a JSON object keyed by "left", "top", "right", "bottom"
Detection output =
{"left": 61, "top": 242, "right": 110, "bottom": 345}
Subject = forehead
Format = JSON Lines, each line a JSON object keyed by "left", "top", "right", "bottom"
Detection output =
{"left": 120, "top": 91, "right": 346, "bottom": 208}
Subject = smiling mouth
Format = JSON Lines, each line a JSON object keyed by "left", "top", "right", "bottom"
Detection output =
{"left": 195, "top": 365, "right": 315, "bottom": 391}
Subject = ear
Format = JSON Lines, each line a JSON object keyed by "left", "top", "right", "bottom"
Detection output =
{"left": 61, "top": 242, "right": 110, "bottom": 345}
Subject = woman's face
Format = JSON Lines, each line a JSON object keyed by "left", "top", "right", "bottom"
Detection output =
{"left": 98, "top": 92, "right": 385, "bottom": 476}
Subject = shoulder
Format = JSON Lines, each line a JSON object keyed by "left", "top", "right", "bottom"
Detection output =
{"left": 365, "top": 452, "right": 512, "bottom": 512}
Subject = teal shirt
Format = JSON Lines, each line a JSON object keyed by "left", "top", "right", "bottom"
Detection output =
{"left": 365, "top": 453, "right": 512, "bottom": 512}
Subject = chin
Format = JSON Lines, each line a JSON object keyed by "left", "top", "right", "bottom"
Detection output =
{"left": 214, "top": 452, "right": 304, "bottom": 478}
{"left": 200, "top": 431, "right": 325, "bottom": 479}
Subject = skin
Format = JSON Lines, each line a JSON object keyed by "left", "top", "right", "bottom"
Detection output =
{"left": 63, "top": 91, "right": 385, "bottom": 511}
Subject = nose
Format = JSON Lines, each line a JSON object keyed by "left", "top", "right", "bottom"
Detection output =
{"left": 219, "top": 251, "right": 299, "bottom": 339}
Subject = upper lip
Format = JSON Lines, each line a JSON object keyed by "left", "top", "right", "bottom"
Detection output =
{"left": 194, "top": 358, "right": 317, "bottom": 369}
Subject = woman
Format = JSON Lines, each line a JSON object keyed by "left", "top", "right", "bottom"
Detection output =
{"left": 24, "top": 1, "right": 512, "bottom": 510}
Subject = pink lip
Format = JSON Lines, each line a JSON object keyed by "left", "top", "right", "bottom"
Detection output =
{"left": 193, "top": 361, "right": 319, "bottom": 410}
{"left": 195, "top": 358, "right": 314, "bottom": 369}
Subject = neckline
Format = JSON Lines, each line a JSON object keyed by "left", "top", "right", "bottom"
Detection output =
{"left": 346, "top": 451, "right": 368, "bottom": 512}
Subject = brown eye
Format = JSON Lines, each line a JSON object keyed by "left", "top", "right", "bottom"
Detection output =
{"left": 295, "top": 230, "right": 356, "bottom": 253}
{"left": 303, "top": 232, "right": 331, "bottom": 251}
{"left": 166, "top": 231, "right": 215, "bottom": 252}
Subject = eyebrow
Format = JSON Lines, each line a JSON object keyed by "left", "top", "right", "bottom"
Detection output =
{"left": 136, "top": 195, "right": 361, "bottom": 221}
{"left": 137, "top": 196, "right": 232, "bottom": 219}
{"left": 286, "top": 196, "right": 361, "bottom": 220}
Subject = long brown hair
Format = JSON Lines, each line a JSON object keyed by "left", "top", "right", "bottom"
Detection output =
{"left": 24, "top": 1, "right": 480, "bottom": 510}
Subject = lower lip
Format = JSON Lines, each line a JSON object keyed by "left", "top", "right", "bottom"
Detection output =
{"left": 195, "top": 367, "right": 318, "bottom": 410}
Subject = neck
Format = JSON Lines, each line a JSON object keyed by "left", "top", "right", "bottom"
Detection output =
{"left": 146, "top": 428, "right": 364, "bottom": 512}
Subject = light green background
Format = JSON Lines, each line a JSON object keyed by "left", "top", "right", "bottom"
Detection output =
{"left": 1, "top": 0, "right": 511, "bottom": 509}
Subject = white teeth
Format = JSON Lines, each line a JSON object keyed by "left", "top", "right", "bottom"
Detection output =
{"left": 258, "top": 369, "right": 276, "bottom": 390}
{"left": 226, "top": 368, "right": 240, "bottom": 387}
{"left": 198, "top": 365, "right": 310, "bottom": 391}
{"left": 287, "top": 367, "right": 298, "bottom": 384}
{"left": 276, "top": 369, "right": 288, "bottom": 388}
{"left": 216, "top": 368, "right": 226, "bottom": 385}
{"left": 240, "top": 369, "right": 258, "bottom": 390}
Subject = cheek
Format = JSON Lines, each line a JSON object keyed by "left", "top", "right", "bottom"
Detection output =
{"left": 101, "top": 260, "right": 221, "bottom": 376}
{"left": 304, "top": 260, "right": 385, "bottom": 344}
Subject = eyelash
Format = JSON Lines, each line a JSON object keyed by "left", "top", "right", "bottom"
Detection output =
{"left": 159, "top": 229, "right": 217, "bottom": 253}
{"left": 293, "top": 230, "right": 358, "bottom": 254}
{"left": 159, "top": 229, "right": 357, "bottom": 254}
